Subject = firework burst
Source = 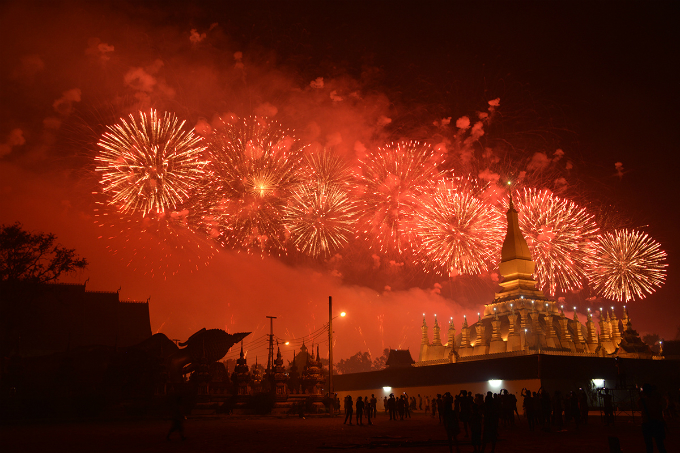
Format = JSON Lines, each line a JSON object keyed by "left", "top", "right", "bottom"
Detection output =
{"left": 514, "top": 188, "right": 599, "bottom": 296}
{"left": 200, "top": 116, "right": 305, "bottom": 254}
{"left": 586, "top": 229, "right": 667, "bottom": 302}
{"left": 284, "top": 182, "right": 359, "bottom": 259}
{"left": 415, "top": 179, "right": 505, "bottom": 276}
{"left": 304, "top": 149, "right": 354, "bottom": 187}
{"left": 95, "top": 110, "right": 207, "bottom": 217}
{"left": 356, "top": 141, "right": 443, "bottom": 255}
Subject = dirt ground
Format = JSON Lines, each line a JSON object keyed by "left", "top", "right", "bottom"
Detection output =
{"left": 2, "top": 410, "right": 677, "bottom": 453}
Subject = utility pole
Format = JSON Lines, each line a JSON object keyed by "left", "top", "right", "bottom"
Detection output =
{"left": 266, "top": 316, "right": 277, "bottom": 380}
{"left": 328, "top": 296, "right": 333, "bottom": 397}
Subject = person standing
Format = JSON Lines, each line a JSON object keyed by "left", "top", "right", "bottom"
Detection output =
{"left": 482, "top": 392, "right": 499, "bottom": 453}
{"left": 437, "top": 394, "right": 444, "bottom": 424}
{"left": 442, "top": 392, "right": 460, "bottom": 453}
{"left": 356, "top": 396, "right": 365, "bottom": 425}
{"left": 397, "top": 395, "right": 405, "bottom": 420}
{"left": 388, "top": 393, "right": 397, "bottom": 420}
{"left": 603, "top": 389, "right": 614, "bottom": 425}
{"left": 521, "top": 389, "right": 534, "bottom": 431}
{"left": 639, "top": 384, "right": 667, "bottom": 453}
{"left": 366, "top": 396, "right": 373, "bottom": 425}
{"left": 344, "top": 395, "right": 354, "bottom": 425}
{"left": 370, "top": 394, "right": 377, "bottom": 418}
{"left": 470, "top": 402, "right": 482, "bottom": 453}
{"left": 459, "top": 390, "right": 471, "bottom": 437}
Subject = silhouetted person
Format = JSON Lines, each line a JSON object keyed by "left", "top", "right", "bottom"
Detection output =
{"left": 521, "top": 388, "right": 534, "bottom": 431}
{"left": 603, "top": 389, "right": 614, "bottom": 425}
{"left": 166, "top": 394, "right": 186, "bottom": 441}
{"left": 418, "top": 393, "right": 423, "bottom": 410}
{"left": 552, "top": 390, "right": 563, "bottom": 428}
{"left": 470, "top": 402, "right": 483, "bottom": 453}
{"left": 356, "top": 396, "right": 365, "bottom": 425}
{"left": 388, "top": 393, "right": 397, "bottom": 420}
{"left": 366, "top": 396, "right": 373, "bottom": 425}
{"left": 510, "top": 391, "right": 520, "bottom": 424}
{"left": 370, "top": 394, "right": 377, "bottom": 418}
{"left": 639, "top": 384, "right": 667, "bottom": 453}
{"left": 459, "top": 390, "right": 471, "bottom": 437}
{"left": 539, "top": 387, "right": 551, "bottom": 431}
{"left": 442, "top": 392, "right": 460, "bottom": 453}
{"left": 437, "top": 394, "right": 444, "bottom": 424}
{"left": 404, "top": 394, "right": 412, "bottom": 418}
{"left": 344, "top": 395, "right": 353, "bottom": 425}
{"left": 482, "top": 391, "right": 498, "bottom": 453}
{"left": 397, "top": 395, "right": 405, "bottom": 420}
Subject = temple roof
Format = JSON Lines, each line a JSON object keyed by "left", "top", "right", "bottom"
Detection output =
{"left": 386, "top": 349, "right": 415, "bottom": 368}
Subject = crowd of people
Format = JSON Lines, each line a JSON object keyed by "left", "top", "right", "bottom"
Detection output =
{"left": 519, "top": 387, "right": 589, "bottom": 431}
{"left": 341, "top": 385, "right": 676, "bottom": 453}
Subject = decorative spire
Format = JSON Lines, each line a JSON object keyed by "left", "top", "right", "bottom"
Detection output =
{"left": 448, "top": 317, "right": 456, "bottom": 346}
{"left": 433, "top": 314, "right": 442, "bottom": 345}
{"left": 500, "top": 199, "right": 533, "bottom": 264}
{"left": 421, "top": 313, "right": 429, "bottom": 346}
{"left": 497, "top": 197, "right": 540, "bottom": 297}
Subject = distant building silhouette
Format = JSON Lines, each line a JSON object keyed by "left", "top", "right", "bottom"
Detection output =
{"left": 386, "top": 349, "right": 415, "bottom": 368}
{"left": 1, "top": 281, "right": 151, "bottom": 355}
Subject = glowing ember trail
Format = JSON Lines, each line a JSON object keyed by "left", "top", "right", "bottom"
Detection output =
{"left": 95, "top": 110, "right": 207, "bottom": 217}
{"left": 199, "top": 116, "right": 305, "bottom": 254}
{"left": 414, "top": 179, "right": 505, "bottom": 276}
{"left": 587, "top": 229, "right": 667, "bottom": 302}
{"left": 514, "top": 188, "right": 599, "bottom": 296}
{"left": 356, "top": 141, "right": 443, "bottom": 255}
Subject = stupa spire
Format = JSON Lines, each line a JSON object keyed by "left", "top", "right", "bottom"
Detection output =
{"left": 495, "top": 193, "right": 542, "bottom": 299}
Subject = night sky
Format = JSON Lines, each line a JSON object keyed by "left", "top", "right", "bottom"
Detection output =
{"left": 1, "top": 1, "right": 678, "bottom": 362}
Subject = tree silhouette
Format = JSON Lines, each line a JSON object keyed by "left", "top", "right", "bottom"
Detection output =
{"left": 336, "top": 351, "right": 373, "bottom": 374}
{"left": 372, "top": 348, "right": 390, "bottom": 370}
{"left": 0, "top": 222, "right": 88, "bottom": 283}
